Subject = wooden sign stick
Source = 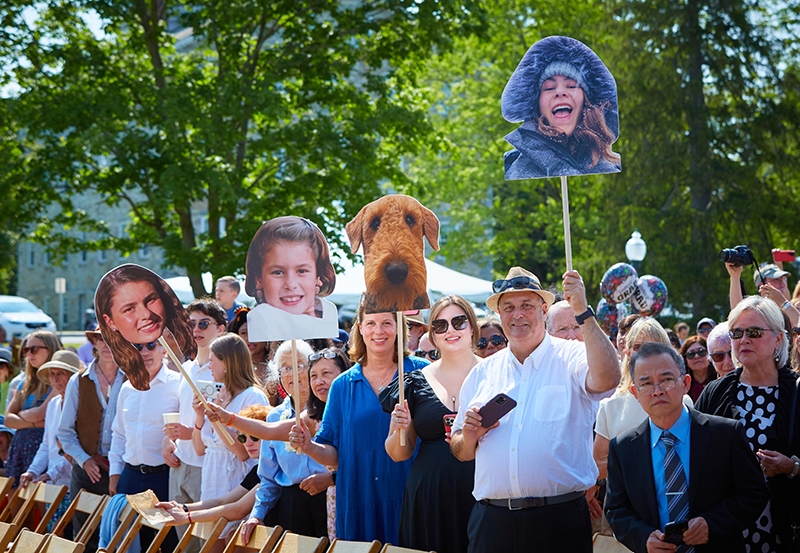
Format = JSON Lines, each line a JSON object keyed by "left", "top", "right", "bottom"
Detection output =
{"left": 157, "top": 335, "right": 235, "bottom": 446}
{"left": 397, "top": 311, "right": 406, "bottom": 447}
{"left": 561, "top": 175, "right": 573, "bottom": 272}
{"left": 291, "top": 340, "right": 304, "bottom": 455}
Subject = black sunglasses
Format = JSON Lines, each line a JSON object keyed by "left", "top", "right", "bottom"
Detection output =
{"left": 492, "top": 276, "right": 542, "bottom": 294}
{"left": 685, "top": 348, "right": 707, "bottom": 360}
{"left": 237, "top": 434, "right": 260, "bottom": 444}
{"left": 309, "top": 350, "right": 338, "bottom": 362}
{"left": 189, "top": 320, "right": 213, "bottom": 330}
{"left": 710, "top": 350, "right": 732, "bottom": 363}
{"left": 729, "top": 327, "right": 771, "bottom": 340}
{"left": 793, "top": 327, "right": 800, "bottom": 337}
{"left": 477, "top": 335, "right": 507, "bottom": 350}
{"left": 431, "top": 315, "right": 469, "bottom": 335}
{"left": 134, "top": 342, "right": 158, "bottom": 351}
{"left": 414, "top": 349, "right": 441, "bottom": 361}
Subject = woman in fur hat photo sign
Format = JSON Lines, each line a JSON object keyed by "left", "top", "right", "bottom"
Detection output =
{"left": 502, "top": 35, "right": 621, "bottom": 180}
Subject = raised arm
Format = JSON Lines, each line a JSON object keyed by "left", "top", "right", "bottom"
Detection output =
{"left": 562, "top": 270, "right": 620, "bottom": 394}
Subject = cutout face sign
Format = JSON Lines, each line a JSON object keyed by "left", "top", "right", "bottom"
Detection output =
{"left": 346, "top": 194, "right": 440, "bottom": 314}
{"left": 244, "top": 216, "right": 339, "bottom": 342}
{"left": 95, "top": 264, "right": 196, "bottom": 390}
{"left": 502, "top": 36, "right": 621, "bottom": 180}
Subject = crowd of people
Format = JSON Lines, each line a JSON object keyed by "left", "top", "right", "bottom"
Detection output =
{"left": 0, "top": 261, "right": 799, "bottom": 553}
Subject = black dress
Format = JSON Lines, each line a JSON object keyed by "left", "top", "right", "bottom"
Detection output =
{"left": 380, "top": 371, "right": 475, "bottom": 553}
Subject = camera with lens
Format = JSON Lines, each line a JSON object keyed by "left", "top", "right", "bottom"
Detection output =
{"left": 719, "top": 245, "right": 756, "bottom": 267}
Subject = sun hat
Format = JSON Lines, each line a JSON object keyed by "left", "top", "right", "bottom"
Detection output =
{"left": 486, "top": 267, "right": 556, "bottom": 313}
{"left": 37, "top": 350, "right": 82, "bottom": 385}
{"left": 0, "top": 348, "right": 12, "bottom": 367}
{"left": 85, "top": 324, "right": 103, "bottom": 344}
{"left": 754, "top": 264, "right": 790, "bottom": 288}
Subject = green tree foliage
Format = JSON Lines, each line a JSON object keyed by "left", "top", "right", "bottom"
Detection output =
{"left": 0, "top": 0, "right": 484, "bottom": 296}
{"left": 408, "top": 0, "right": 800, "bottom": 318}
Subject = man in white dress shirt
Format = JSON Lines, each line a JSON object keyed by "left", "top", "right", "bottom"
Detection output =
{"left": 451, "top": 266, "right": 620, "bottom": 553}
{"left": 110, "top": 340, "right": 180, "bottom": 550}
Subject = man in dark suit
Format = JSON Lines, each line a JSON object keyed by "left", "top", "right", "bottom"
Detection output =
{"left": 605, "top": 342, "right": 769, "bottom": 552}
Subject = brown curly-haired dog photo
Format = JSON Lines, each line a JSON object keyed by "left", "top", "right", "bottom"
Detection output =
{"left": 346, "top": 195, "right": 440, "bottom": 313}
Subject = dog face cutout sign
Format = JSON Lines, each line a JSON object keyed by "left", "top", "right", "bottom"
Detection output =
{"left": 502, "top": 35, "right": 621, "bottom": 180}
{"left": 95, "top": 263, "right": 196, "bottom": 391}
{"left": 346, "top": 194, "right": 440, "bottom": 314}
{"left": 244, "top": 216, "right": 339, "bottom": 342}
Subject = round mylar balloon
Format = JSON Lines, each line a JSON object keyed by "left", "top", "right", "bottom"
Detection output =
{"left": 630, "top": 275, "right": 668, "bottom": 317}
{"left": 596, "top": 299, "right": 619, "bottom": 336}
{"left": 600, "top": 263, "right": 639, "bottom": 304}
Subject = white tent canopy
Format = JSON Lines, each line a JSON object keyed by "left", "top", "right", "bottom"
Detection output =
{"left": 165, "top": 259, "right": 493, "bottom": 307}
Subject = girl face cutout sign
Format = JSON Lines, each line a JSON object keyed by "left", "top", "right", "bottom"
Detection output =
{"left": 244, "top": 216, "right": 339, "bottom": 342}
{"left": 95, "top": 264, "right": 196, "bottom": 390}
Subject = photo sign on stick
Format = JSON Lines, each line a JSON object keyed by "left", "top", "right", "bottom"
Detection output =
{"left": 346, "top": 194, "right": 440, "bottom": 314}
{"left": 95, "top": 264, "right": 196, "bottom": 391}
{"left": 502, "top": 35, "right": 621, "bottom": 180}
{"left": 245, "top": 216, "right": 339, "bottom": 342}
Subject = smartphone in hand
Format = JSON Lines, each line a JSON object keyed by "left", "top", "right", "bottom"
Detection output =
{"left": 772, "top": 249, "right": 795, "bottom": 263}
{"left": 663, "top": 520, "right": 688, "bottom": 545}
{"left": 479, "top": 393, "right": 517, "bottom": 428}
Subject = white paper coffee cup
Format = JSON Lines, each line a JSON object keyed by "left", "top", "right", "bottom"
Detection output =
{"left": 163, "top": 412, "right": 180, "bottom": 425}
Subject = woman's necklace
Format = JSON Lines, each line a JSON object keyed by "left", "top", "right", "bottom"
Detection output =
{"left": 367, "top": 366, "right": 395, "bottom": 392}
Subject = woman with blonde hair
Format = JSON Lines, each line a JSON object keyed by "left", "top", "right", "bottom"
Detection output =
{"left": 5, "top": 330, "right": 61, "bottom": 485}
{"left": 192, "top": 334, "right": 268, "bottom": 501}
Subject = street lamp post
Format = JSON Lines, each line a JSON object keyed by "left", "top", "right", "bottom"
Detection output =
{"left": 625, "top": 229, "right": 647, "bottom": 273}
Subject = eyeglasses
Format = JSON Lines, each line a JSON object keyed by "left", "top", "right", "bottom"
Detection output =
{"left": 21, "top": 345, "right": 47, "bottom": 355}
{"left": 309, "top": 351, "right": 338, "bottom": 362}
{"left": 697, "top": 326, "right": 713, "bottom": 335}
{"left": 237, "top": 434, "right": 260, "bottom": 444}
{"left": 477, "top": 335, "right": 507, "bottom": 350}
{"left": 431, "top": 315, "right": 468, "bottom": 335}
{"left": 684, "top": 348, "right": 707, "bottom": 360}
{"left": 729, "top": 327, "right": 772, "bottom": 340}
{"left": 134, "top": 342, "right": 158, "bottom": 351}
{"left": 710, "top": 350, "right": 732, "bottom": 363}
{"left": 635, "top": 378, "right": 680, "bottom": 396}
{"left": 793, "top": 327, "right": 800, "bottom": 337}
{"left": 492, "top": 276, "right": 543, "bottom": 294}
{"left": 279, "top": 365, "right": 307, "bottom": 375}
{"left": 189, "top": 320, "right": 213, "bottom": 330}
{"left": 414, "top": 349, "right": 441, "bottom": 361}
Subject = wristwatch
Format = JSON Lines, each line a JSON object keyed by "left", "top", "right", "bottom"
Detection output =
{"left": 575, "top": 306, "right": 596, "bottom": 326}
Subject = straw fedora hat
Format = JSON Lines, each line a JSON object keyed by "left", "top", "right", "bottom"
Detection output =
{"left": 485, "top": 267, "right": 555, "bottom": 313}
{"left": 37, "top": 350, "right": 82, "bottom": 385}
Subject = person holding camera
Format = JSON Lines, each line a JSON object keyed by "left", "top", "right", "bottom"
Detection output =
{"left": 724, "top": 249, "right": 799, "bottom": 326}
{"left": 605, "top": 343, "right": 768, "bottom": 553}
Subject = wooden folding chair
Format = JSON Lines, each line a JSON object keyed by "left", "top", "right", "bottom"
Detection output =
{"left": 52, "top": 490, "right": 109, "bottom": 545}
{"left": 592, "top": 533, "right": 633, "bottom": 552}
{"left": 272, "top": 532, "right": 328, "bottom": 553}
{"left": 0, "top": 521, "right": 21, "bottom": 551}
{"left": 97, "top": 502, "right": 138, "bottom": 553}
{"left": 379, "top": 545, "right": 436, "bottom": 553}
{"left": 38, "top": 534, "right": 86, "bottom": 553}
{"left": 172, "top": 518, "right": 229, "bottom": 553}
{"left": 326, "top": 539, "right": 382, "bottom": 553}
{"left": 219, "top": 522, "right": 283, "bottom": 553}
{"left": 0, "top": 475, "right": 15, "bottom": 519}
{"left": 114, "top": 514, "right": 172, "bottom": 553}
{"left": 0, "top": 478, "right": 29, "bottom": 524}
{"left": 12, "top": 483, "right": 68, "bottom": 534}
{"left": 8, "top": 528, "right": 48, "bottom": 553}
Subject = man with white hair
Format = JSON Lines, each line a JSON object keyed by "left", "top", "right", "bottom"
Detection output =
{"left": 546, "top": 300, "right": 583, "bottom": 341}
{"left": 706, "top": 322, "right": 734, "bottom": 377}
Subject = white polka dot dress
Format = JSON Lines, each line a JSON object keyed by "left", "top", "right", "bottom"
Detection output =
{"left": 734, "top": 383, "right": 781, "bottom": 553}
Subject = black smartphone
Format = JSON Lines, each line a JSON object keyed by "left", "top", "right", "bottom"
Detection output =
{"left": 663, "top": 520, "right": 688, "bottom": 545}
{"left": 479, "top": 393, "right": 517, "bottom": 428}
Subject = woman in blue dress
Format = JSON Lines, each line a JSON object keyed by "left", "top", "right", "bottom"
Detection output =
{"left": 290, "top": 304, "right": 428, "bottom": 544}
{"left": 5, "top": 330, "right": 59, "bottom": 486}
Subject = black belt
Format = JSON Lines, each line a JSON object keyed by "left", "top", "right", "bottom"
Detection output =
{"left": 125, "top": 462, "right": 170, "bottom": 474}
{"left": 480, "top": 491, "right": 584, "bottom": 510}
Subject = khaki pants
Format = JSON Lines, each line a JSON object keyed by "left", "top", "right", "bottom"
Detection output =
{"left": 169, "top": 462, "right": 203, "bottom": 553}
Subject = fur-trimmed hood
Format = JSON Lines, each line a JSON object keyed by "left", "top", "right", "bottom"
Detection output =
{"left": 502, "top": 35, "right": 618, "bottom": 136}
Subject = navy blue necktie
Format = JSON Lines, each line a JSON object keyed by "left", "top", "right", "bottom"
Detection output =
{"left": 661, "top": 431, "right": 693, "bottom": 553}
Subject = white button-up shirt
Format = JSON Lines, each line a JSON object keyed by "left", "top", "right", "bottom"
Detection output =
{"left": 109, "top": 363, "right": 180, "bottom": 475}
{"left": 453, "top": 333, "right": 611, "bottom": 500}
{"left": 175, "top": 359, "right": 212, "bottom": 467}
{"left": 28, "top": 395, "right": 71, "bottom": 486}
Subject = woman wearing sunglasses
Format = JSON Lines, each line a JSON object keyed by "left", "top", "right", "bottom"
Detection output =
{"left": 5, "top": 330, "right": 60, "bottom": 486}
{"left": 696, "top": 296, "right": 800, "bottom": 553}
{"left": 157, "top": 404, "right": 271, "bottom": 549}
{"left": 192, "top": 334, "right": 268, "bottom": 503}
{"left": 476, "top": 318, "right": 507, "bottom": 358}
{"left": 680, "top": 335, "right": 716, "bottom": 402}
{"left": 302, "top": 348, "right": 352, "bottom": 540}
{"left": 380, "top": 295, "right": 480, "bottom": 553}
